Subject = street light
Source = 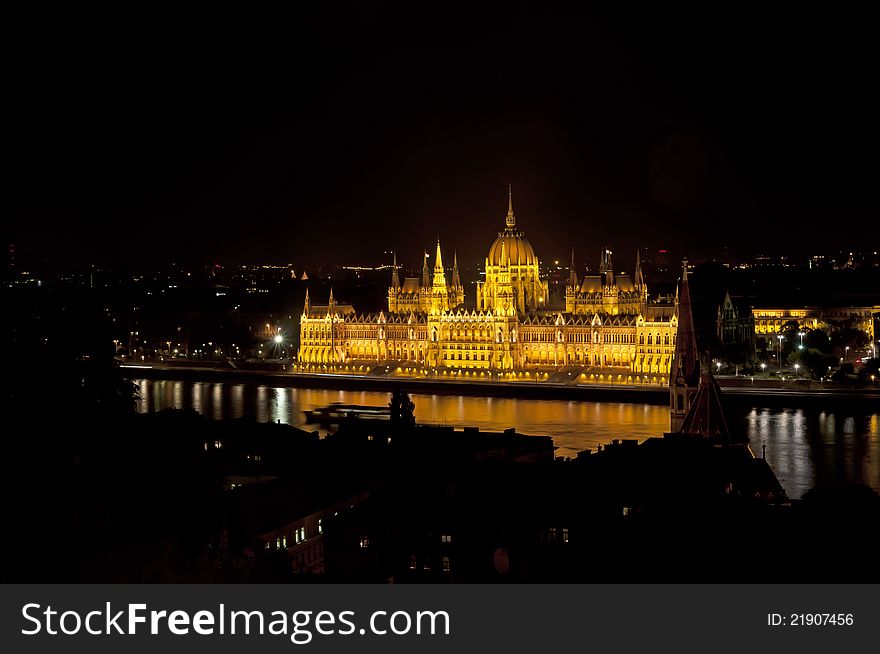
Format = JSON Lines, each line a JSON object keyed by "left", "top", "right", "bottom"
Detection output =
{"left": 274, "top": 334, "right": 283, "bottom": 344}
{"left": 794, "top": 363, "right": 800, "bottom": 377}
{"left": 798, "top": 331, "right": 805, "bottom": 350}
{"left": 845, "top": 346, "right": 850, "bottom": 361}
{"left": 761, "top": 362, "right": 767, "bottom": 373}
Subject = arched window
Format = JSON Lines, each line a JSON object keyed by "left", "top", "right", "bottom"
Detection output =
{"left": 664, "top": 334, "right": 670, "bottom": 345}
{"left": 648, "top": 334, "right": 653, "bottom": 345}
{"left": 442, "top": 556, "right": 451, "bottom": 573}
{"left": 639, "top": 334, "right": 644, "bottom": 345}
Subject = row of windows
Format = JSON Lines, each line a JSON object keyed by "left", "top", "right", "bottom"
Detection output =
{"left": 443, "top": 352, "right": 491, "bottom": 361}
{"left": 409, "top": 555, "right": 452, "bottom": 573}
{"left": 267, "top": 519, "right": 323, "bottom": 551}
{"left": 305, "top": 330, "right": 678, "bottom": 347}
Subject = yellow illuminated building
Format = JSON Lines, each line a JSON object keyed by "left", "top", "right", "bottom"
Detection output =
{"left": 298, "top": 189, "right": 679, "bottom": 383}
{"left": 753, "top": 307, "right": 876, "bottom": 339}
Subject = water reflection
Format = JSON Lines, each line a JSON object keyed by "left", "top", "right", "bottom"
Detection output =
{"left": 746, "top": 407, "right": 880, "bottom": 499}
{"left": 132, "top": 379, "right": 880, "bottom": 499}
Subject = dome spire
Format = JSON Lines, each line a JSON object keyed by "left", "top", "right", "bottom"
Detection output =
{"left": 506, "top": 183, "right": 516, "bottom": 228}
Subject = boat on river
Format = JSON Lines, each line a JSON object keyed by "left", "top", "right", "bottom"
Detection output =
{"left": 304, "top": 402, "right": 391, "bottom": 426}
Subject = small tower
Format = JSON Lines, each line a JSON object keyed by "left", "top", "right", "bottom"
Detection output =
{"left": 450, "top": 250, "right": 464, "bottom": 307}
{"left": 431, "top": 239, "right": 449, "bottom": 313}
{"left": 388, "top": 251, "right": 400, "bottom": 312}
{"left": 565, "top": 249, "right": 578, "bottom": 313}
{"left": 601, "top": 248, "right": 615, "bottom": 288}
{"left": 634, "top": 249, "right": 648, "bottom": 310}
{"left": 303, "top": 286, "right": 310, "bottom": 315}
{"left": 391, "top": 251, "right": 400, "bottom": 290}
{"left": 421, "top": 251, "right": 431, "bottom": 288}
{"left": 634, "top": 250, "right": 645, "bottom": 288}
{"left": 496, "top": 239, "right": 514, "bottom": 313}
{"left": 669, "top": 260, "right": 700, "bottom": 432}
{"left": 328, "top": 286, "right": 336, "bottom": 315}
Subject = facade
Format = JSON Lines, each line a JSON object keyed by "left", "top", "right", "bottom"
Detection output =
{"left": 299, "top": 191, "right": 678, "bottom": 381}
{"left": 752, "top": 306, "right": 877, "bottom": 340}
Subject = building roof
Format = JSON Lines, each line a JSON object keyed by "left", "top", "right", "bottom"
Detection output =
{"left": 579, "top": 275, "right": 603, "bottom": 293}
{"left": 677, "top": 372, "right": 738, "bottom": 443}
{"left": 400, "top": 277, "right": 421, "bottom": 293}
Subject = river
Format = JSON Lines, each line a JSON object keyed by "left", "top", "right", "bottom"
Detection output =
{"left": 133, "top": 378, "right": 880, "bottom": 499}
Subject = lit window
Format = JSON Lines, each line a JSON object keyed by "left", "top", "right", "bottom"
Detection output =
{"left": 562, "top": 528, "right": 570, "bottom": 543}
{"left": 442, "top": 556, "right": 451, "bottom": 573}
{"left": 318, "top": 519, "right": 323, "bottom": 534}
{"left": 359, "top": 537, "right": 370, "bottom": 549}
{"left": 276, "top": 537, "right": 281, "bottom": 549}
{"left": 282, "top": 535, "right": 287, "bottom": 548}
{"left": 299, "top": 527, "right": 305, "bottom": 542}
{"left": 214, "top": 440, "right": 222, "bottom": 449}
{"left": 441, "top": 534, "right": 452, "bottom": 543}
{"left": 409, "top": 555, "right": 417, "bottom": 571}
{"left": 623, "top": 507, "right": 631, "bottom": 517}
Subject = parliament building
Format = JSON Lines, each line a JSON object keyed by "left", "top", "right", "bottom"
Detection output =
{"left": 298, "top": 190, "right": 680, "bottom": 382}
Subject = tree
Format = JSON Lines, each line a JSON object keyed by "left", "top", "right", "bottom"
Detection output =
{"left": 788, "top": 348, "right": 835, "bottom": 380}
{"left": 805, "top": 329, "right": 832, "bottom": 354}
{"left": 389, "top": 390, "right": 415, "bottom": 427}
{"left": 720, "top": 340, "right": 752, "bottom": 375}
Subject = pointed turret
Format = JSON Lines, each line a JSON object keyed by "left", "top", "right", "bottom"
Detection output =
{"left": 391, "top": 251, "right": 400, "bottom": 289}
{"left": 433, "top": 239, "right": 445, "bottom": 281}
{"left": 604, "top": 248, "right": 615, "bottom": 286}
{"left": 421, "top": 251, "right": 430, "bottom": 288}
{"left": 678, "top": 371, "right": 737, "bottom": 443}
{"left": 634, "top": 250, "right": 645, "bottom": 288}
{"left": 451, "top": 251, "right": 462, "bottom": 288}
{"left": 598, "top": 248, "right": 606, "bottom": 275}
{"left": 569, "top": 249, "right": 578, "bottom": 288}
{"left": 505, "top": 183, "right": 516, "bottom": 228}
{"left": 303, "top": 286, "right": 310, "bottom": 315}
{"left": 670, "top": 260, "right": 700, "bottom": 432}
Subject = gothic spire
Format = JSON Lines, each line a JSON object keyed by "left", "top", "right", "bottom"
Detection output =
{"left": 303, "top": 286, "right": 310, "bottom": 314}
{"left": 670, "top": 259, "right": 701, "bottom": 432}
{"left": 451, "top": 250, "right": 462, "bottom": 288}
{"left": 505, "top": 183, "right": 516, "bottom": 228}
{"left": 598, "top": 247, "right": 606, "bottom": 275}
{"left": 421, "top": 250, "right": 430, "bottom": 288}
{"left": 634, "top": 249, "right": 645, "bottom": 288}
{"left": 569, "top": 249, "right": 578, "bottom": 288}
{"left": 391, "top": 251, "right": 400, "bottom": 289}
{"left": 434, "top": 239, "right": 444, "bottom": 273}
{"left": 433, "top": 239, "right": 447, "bottom": 288}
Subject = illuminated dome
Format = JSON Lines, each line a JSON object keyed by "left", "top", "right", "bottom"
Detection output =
{"left": 487, "top": 229, "right": 537, "bottom": 266}
{"left": 486, "top": 187, "right": 537, "bottom": 266}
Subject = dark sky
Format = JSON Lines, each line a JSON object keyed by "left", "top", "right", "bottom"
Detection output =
{"left": 5, "top": 3, "right": 878, "bottom": 274}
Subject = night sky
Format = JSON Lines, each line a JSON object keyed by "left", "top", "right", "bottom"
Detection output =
{"left": 6, "top": 4, "right": 878, "bottom": 273}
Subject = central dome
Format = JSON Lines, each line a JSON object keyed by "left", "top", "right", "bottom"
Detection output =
{"left": 487, "top": 228, "right": 537, "bottom": 266}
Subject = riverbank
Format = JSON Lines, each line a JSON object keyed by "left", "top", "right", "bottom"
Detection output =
{"left": 121, "top": 362, "right": 880, "bottom": 407}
